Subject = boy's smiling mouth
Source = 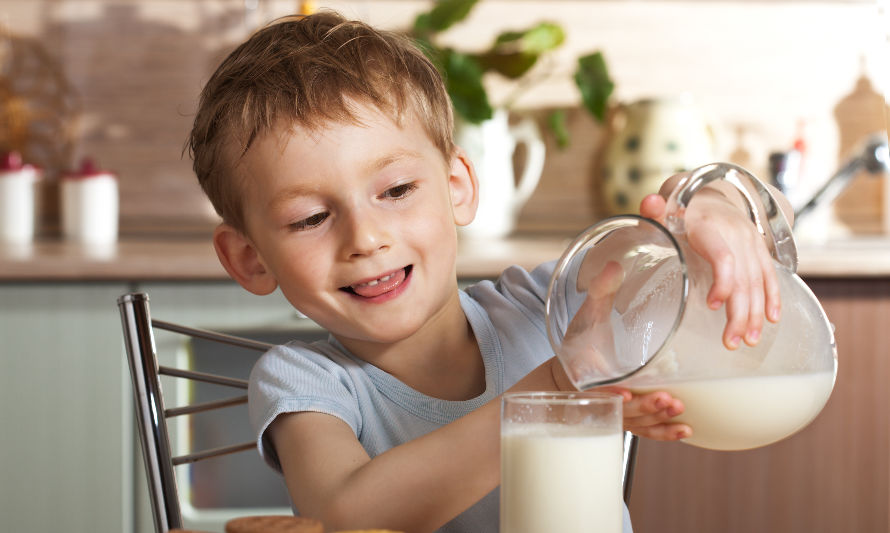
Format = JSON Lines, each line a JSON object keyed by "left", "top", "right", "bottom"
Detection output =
{"left": 341, "top": 265, "right": 412, "bottom": 300}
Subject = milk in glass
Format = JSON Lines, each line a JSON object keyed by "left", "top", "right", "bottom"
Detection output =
{"left": 500, "top": 423, "right": 623, "bottom": 533}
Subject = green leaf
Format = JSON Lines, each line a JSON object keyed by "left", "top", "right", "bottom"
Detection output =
{"left": 575, "top": 51, "right": 614, "bottom": 122}
{"left": 494, "top": 22, "right": 565, "bottom": 55}
{"left": 413, "top": 13, "right": 434, "bottom": 37}
{"left": 477, "top": 22, "right": 565, "bottom": 79}
{"left": 441, "top": 50, "right": 492, "bottom": 124}
{"left": 547, "top": 109, "right": 571, "bottom": 149}
{"left": 475, "top": 51, "right": 537, "bottom": 79}
{"left": 413, "top": 0, "right": 479, "bottom": 36}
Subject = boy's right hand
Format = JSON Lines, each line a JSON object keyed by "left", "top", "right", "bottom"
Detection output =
{"left": 542, "top": 360, "right": 691, "bottom": 442}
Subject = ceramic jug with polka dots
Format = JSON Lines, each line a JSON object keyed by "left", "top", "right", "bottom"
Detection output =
{"left": 598, "top": 96, "right": 714, "bottom": 216}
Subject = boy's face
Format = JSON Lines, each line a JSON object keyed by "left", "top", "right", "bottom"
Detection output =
{"left": 215, "top": 103, "right": 478, "bottom": 346}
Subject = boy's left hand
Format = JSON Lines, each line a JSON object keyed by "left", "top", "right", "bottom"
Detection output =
{"left": 639, "top": 180, "right": 785, "bottom": 350}
{"left": 599, "top": 387, "right": 692, "bottom": 441}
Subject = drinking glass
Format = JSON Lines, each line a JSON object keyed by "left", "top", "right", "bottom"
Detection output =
{"left": 500, "top": 392, "right": 623, "bottom": 533}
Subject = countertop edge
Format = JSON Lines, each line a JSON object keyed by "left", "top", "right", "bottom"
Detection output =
{"left": 1, "top": 236, "right": 889, "bottom": 282}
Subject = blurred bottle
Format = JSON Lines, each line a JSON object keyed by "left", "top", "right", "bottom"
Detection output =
{"left": 768, "top": 121, "right": 807, "bottom": 203}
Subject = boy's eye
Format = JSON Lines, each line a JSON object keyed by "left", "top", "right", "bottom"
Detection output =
{"left": 381, "top": 182, "right": 417, "bottom": 200}
{"left": 290, "top": 212, "right": 329, "bottom": 231}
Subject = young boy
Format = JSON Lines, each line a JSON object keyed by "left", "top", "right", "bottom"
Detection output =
{"left": 188, "top": 11, "right": 787, "bottom": 533}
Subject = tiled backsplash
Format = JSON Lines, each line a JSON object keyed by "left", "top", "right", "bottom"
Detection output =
{"left": 1, "top": 0, "right": 886, "bottom": 235}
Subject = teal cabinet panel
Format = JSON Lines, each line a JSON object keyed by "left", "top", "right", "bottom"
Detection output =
{"left": 0, "top": 283, "right": 132, "bottom": 533}
{"left": 0, "top": 282, "right": 317, "bottom": 533}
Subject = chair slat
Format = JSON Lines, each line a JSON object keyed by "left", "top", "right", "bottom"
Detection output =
{"left": 152, "top": 319, "right": 274, "bottom": 352}
{"left": 172, "top": 441, "right": 256, "bottom": 465}
{"left": 159, "top": 366, "right": 248, "bottom": 389}
{"left": 165, "top": 395, "right": 248, "bottom": 418}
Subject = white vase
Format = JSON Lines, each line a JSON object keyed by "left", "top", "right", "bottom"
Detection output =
{"left": 455, "top": 109, "right": 546, "bottom": 238}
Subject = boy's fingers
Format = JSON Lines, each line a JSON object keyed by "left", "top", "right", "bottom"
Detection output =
{"left": 628, "top": 422, "right": 692, "bottom": 441}
{"left": 638, "top": 193, "right": 667, "bottom": 221}
{"left": 624, "top": 409, "right": 681, "bottom": 428}
{"left": 590, "top": 261, "right": 624, "bottom": 321}
{"left": 622, "top": 391, "right": 683, "bottom": 418}
{"left": 744, "top": 269, "right": 765, "bottom": 346}
{"left": 760, "top": 247, "right": 782, "bottom": 323}
{"left": 701, "top": 240, "right": 735, "bottom": 309}
{"left": 567, "top": 262, "right": 623, "bottom": 336}
{"left": 723, "top": 289, "right": 749, "bottom": 350}
{"left": 595, "top": 386, "right": 633, "bottom": 402}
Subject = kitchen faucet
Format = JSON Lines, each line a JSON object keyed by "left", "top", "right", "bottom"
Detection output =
{"left": 793, "top": 134, "right": 890, "bottom": 225}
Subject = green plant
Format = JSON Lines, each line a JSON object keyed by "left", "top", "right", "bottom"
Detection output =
{"left": 409, "top": 0, "right": 614, "bottom": 147}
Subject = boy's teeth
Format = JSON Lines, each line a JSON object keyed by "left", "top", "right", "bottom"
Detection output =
{"left": 345, "top": 267, "right": 408, "bottom": 298}
{"left": 358, "top": 273, "right": 393, "bottom": 288}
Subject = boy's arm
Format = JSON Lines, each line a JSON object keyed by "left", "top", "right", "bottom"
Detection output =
{"left": 271, "top": 409, "right": 497, "bottom": 533}
{"left": 268, "top": 359, "right": 569, "bottom": 533}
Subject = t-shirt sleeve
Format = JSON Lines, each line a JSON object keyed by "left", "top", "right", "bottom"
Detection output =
{"left": 248, "top": 341, "right": 362, "bottom": 472}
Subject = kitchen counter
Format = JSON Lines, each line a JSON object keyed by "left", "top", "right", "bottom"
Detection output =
{"left": 0, "top": 233, "right": 888, "bottom": 281}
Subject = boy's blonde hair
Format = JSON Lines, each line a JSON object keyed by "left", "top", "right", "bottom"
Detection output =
{"left": 188, "top": 11, "right": 455, "bottom": 232}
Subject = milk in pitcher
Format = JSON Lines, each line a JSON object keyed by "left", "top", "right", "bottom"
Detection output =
{"left": 633, "top": 371, "right": 835, "bottom": 450}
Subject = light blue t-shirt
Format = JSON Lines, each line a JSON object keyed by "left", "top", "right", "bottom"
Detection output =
{"left": 248, "top": 262, "right": 633, "bottom": 532}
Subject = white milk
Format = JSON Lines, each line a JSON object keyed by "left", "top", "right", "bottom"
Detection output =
{"left": 500, "top": 424, "right": 623, "bottom": 533}
{"left": 632, "top": 371, "right": 835, "bottom": 450}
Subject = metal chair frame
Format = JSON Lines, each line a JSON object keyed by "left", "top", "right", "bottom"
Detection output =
{"left": 623, "top": 431, "right": 639, "bottom": 504}
{"left": 119, "top": 291, "right": 639, "bottom": 533}
{"left": 118, "top": 292, "right": 273, "bottom": 533}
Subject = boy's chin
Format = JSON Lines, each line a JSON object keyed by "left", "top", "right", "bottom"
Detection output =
{"left": 330, "top": 320, "right": 429, "bottom": 347}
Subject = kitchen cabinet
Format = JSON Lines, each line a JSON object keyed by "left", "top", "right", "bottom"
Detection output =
{"left": 0, "top": 283, "right": 131, "bottom": 533}
{"left": 0, "top": 280, "right": 301, "bottom": 533}
{"left": 628, "top": 277, "right": 890, "bottom": 533}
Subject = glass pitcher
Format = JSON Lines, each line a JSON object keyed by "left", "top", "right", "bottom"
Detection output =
{"left": 545, "top": 163, "right": 837, "bottom": 451}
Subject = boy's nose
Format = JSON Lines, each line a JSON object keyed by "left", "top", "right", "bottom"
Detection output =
{"left": 342, "top": 206, "right": 391, "bottom": 258}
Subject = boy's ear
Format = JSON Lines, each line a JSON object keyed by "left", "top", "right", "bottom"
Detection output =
{"left": 448, "top": 146, "right": 479, "bottom": 226}
{"left": 213, "top": 223, "right": 278, "bottom": 295}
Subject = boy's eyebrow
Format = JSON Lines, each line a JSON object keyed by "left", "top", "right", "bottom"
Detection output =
{"left": 364, "top": 148, "right": 425, "bottom": 173}
{"left": 266, "top": 184, "right": 320, "bottom": 211}
{"left": 266, "top": 149, "right": 427, "bottom": 210}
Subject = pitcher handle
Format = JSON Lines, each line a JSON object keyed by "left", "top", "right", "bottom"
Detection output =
{"left": 664, "top": 162, "right": 798, "bottom": 272}
{"left": 508, "top": 117, "right": 546, "bottom": 213}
